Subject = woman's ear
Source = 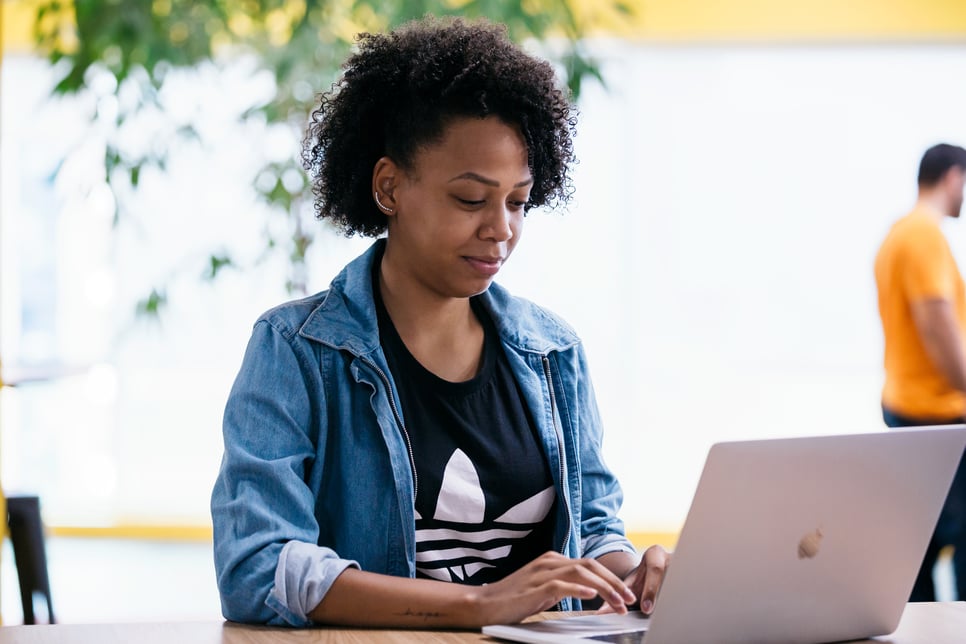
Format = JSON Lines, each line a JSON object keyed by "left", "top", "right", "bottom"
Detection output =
{"left": 372, "top": 157, "right": 399, "bottom": 215}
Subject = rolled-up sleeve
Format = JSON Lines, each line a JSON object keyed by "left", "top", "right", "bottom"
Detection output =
{"left": 211, "top": 318, "right": 356, "bottom": 625}
{"left": 266, "top": 541, "right": 359, "bottom": 625}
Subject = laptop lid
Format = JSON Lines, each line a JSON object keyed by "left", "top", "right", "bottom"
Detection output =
{"left": 483, "top": 426, "right": 966, "bottom": 644}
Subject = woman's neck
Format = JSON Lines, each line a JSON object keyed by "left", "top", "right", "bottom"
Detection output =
{"left": 378, "top": 259, "right": 485, "bottom": 382}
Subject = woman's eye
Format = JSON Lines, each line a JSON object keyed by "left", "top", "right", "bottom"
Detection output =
{"left": 456, "top": 197, "right": 485, "bottom": 206}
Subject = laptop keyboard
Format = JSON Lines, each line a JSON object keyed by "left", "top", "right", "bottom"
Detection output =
{"left": 587, "top": 630, "right": 649, "bottom": 643}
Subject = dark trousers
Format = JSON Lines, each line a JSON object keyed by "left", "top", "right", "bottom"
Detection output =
{"left": 882, "top": 407, "right": 966, "bottom": 601}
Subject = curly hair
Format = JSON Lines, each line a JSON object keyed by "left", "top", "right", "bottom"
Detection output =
{"left": 301, "top": 16, "right": 577, "bottom": 237}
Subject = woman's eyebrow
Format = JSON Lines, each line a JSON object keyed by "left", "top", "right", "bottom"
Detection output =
{"left": 448, "top": 172, "right": 533, "bottom": 188}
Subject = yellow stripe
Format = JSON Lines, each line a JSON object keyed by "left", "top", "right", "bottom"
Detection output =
{"left": 3, "top": 0, "right": 41, "bottom": 52}
{"left": 589, "top": 0, "right": 966, "bottom": 41}
{"left": 626, "top": 530, "right": 678, "bottom": 550}
{"left": 45, "top": 524, "right": 681, "bottom": 550}
{"left": 5, "top": 0, "right": 966, "bottom": 53}
{"left": 49, "top": 524, "right": 214, "bottom": 541}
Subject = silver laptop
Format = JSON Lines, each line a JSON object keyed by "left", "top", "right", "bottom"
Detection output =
{"left": 483, "top": 426, "right": 966, "bottom": 644}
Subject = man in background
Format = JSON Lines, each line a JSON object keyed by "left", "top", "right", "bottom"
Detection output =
{"left": 875, "top": 142, "right": 966, "bottom": 601}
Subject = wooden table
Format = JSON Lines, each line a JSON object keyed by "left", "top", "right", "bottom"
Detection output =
{"left": 0, "top": 603, "right": 962, "bottom": 643}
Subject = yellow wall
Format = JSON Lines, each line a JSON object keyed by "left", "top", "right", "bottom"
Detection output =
{"left": 5, "top": 0, "right": 966, "bottom": 53}
{"left": 594, "top": 0, "right": 966, "bottom": 41}
{"left": 2, "top": 0, "right": 36, "bottom": 51}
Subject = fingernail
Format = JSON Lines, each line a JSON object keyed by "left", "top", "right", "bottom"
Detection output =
{"left": 642, "top": 599, "right": 654, "bottom": 613}
{"left": 623, "top": 587, "right": 636, "bottom": 603}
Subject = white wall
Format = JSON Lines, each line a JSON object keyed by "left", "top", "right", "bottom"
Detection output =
{"left": 500, "top": 42, "right": 966, "bottom": 529}
{"left": 4, "top": 42, "right": 966, "bottom": 531}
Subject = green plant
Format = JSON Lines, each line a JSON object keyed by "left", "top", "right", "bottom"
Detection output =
{"left": 32, "top": 0, "right": 632, "bottom": 306}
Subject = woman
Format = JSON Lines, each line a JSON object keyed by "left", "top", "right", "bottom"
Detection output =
{"left": 211, "top": 16, "right": 668, "bottom": 628}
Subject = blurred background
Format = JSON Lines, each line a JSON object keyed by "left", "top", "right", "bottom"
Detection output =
{"left": 2, "top": 0, "right": 966, "bottom": 624}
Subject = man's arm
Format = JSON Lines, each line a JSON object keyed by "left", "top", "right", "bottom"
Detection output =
{"left": 910, "top": 298, "right": 966, "bottom": 392}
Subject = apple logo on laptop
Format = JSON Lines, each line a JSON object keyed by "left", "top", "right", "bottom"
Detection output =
{"left": 797, "top": 527, "right": 824, "bottom": 559}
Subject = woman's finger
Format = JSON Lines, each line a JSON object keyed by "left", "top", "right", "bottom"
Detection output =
{"left": 636, "top": 546, "right": 670, "bottom": 614}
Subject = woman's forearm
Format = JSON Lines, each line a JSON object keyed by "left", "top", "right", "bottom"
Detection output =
{"left": 308, "top": 568, "right": 482, "bottom": 628}
{"left": 309, "top": 551, "right": 639, "bottom": 627}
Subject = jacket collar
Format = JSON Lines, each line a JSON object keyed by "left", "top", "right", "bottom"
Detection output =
{"left": 299, "top": 239, "right": 579, "bottom": 356}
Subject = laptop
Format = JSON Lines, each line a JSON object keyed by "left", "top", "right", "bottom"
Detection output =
{"left": 483, "top": 426, "right": 966, "bottom": 644}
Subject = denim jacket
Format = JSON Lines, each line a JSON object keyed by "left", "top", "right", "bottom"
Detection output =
{"left": 211, "top": 240, "right": 635, "bottom": 626}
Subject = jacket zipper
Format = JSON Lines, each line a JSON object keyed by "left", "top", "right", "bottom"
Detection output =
{"left": 543, "top": 355, "right": 573, "bottom": 610}
{"left": 362, "top": 357, "right": 418, "bottom": 499}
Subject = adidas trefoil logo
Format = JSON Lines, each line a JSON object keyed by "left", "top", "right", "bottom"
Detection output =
{"left": 415, "top": 449, "right": 554, "bottom": 582}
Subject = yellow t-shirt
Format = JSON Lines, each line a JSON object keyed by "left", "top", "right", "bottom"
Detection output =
{"left": 875, "top": 207, "right": 966, "bottom": 419}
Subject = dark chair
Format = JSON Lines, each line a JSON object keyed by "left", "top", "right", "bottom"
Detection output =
{"left": 6, "top": 495, "right": 55, "bottom": 624}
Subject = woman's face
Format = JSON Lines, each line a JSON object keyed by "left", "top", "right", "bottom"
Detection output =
{"left": 378, "top": 115, "right": 532, "bottom": 299}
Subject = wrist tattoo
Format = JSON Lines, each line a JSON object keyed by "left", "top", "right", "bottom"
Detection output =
{"left": 397, "top": 608, "right": 444, "bottom": 620}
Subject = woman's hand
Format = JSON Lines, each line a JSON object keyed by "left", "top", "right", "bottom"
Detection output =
{"left": 312, "top": 548, "right": 668, "bottom": 628}
{"left": 598, "top": 545, "right": 670, "bottom": 615}
{"left": 469, "top": 551, "right": 638, "bottom": 626}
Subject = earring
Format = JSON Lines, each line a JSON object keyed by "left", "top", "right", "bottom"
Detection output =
{"left": 374, "top": 191, "right": 394, "bottom": 214}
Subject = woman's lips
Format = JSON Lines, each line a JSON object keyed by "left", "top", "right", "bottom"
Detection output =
{"left": 464, "top": 255, "right": 504, "bottom": 276}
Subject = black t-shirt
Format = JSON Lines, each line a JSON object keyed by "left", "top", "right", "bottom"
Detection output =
{"left": 373, "top": 271, "right": 556, "bottom": 585}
